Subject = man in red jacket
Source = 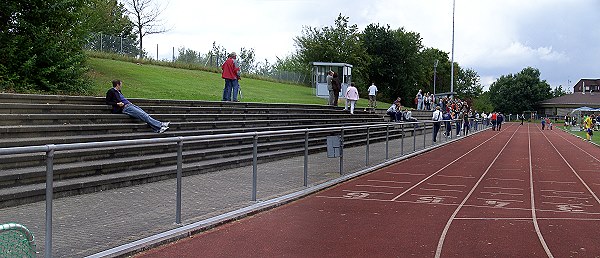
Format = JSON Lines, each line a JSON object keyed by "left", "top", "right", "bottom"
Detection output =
{"left": 221, "top": 52, "right": 241, "bottom": 101}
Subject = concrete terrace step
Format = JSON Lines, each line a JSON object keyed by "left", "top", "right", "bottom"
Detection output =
{"left": 0, "top": 126, "right": 405, "bottom": 184}
{"left": 0, "top": 112, "right": 378, "bottom": 126}
{"left": 0, "top": 117, "right": 386, "bottom": 138}
{"left": 0, "top": 93, "right": 339, "bottom": 110}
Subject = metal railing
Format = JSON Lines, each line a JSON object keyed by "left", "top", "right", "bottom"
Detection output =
{"left": 0, "top": 119, "right": 488, "bottom": 257}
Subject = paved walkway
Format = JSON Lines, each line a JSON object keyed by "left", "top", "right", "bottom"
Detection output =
{"left": 1, "top": 127, "right": 472, "bottom": 257}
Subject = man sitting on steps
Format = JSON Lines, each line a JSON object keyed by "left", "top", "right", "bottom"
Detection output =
{"left": 106, "top": 79, "right": 170, "bottom": 133}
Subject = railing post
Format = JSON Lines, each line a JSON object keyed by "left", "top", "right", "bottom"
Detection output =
{"left": 252, "top": 133, "right": 258, "bottom": 201}
{"left": 304, "top": 129, "right": 309, "bottom": 187}
{"left": 401, "top": 123, "right": 404, "bottom": 156}
{"left": 424, "top": 121, "right": 427, "bottom": 147}
{"left": 175, "top": 139, "right": 183, "bottom": 224}
{"left": 339, "top": 128, "right": 344, "bottom": 175}
{"left": 45, "top": 145, "right": 55, "bottom": 258}
{"left": 366, "top": 127, "right": 370, "bottom": 166}
{"left": 385, "top": 123, "right": 389, "bottom": 160}
{"left": 413, "top": 123, "right": 417, "bottom": 152}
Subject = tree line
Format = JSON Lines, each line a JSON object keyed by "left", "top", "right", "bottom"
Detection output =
{"left": 0, "top": 1, "right": 564, "bottom": 114}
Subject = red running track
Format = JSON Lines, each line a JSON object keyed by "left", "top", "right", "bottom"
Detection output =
{"left": 136, "top": 123, "right": 600, "bottom": 257}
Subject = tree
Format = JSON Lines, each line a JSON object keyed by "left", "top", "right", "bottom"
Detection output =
{"left": 294, "top": 14, "right": 369, "bottom": 87}
{"left": 552, "top": 85, "right": 567, "bottom": 98}
{"left": 361, "top": 24, "right": 424, "bottom": 106}
{"left": 418, "top": 48, "right": 452, "bottom": 96}
{"left": 82, "top": 0, "right": 139, "bottom": 56}
{"left": 488, "top": 67, "right": 552, "bottom": 114}
{"left": 123, "top": 0, "right": 170, "bottom": 58}
{"left": 455, "top": 67, "right": 483, "bottom": 100}
{"left": 0, "top": 0, "right": 91, "bottom": 93}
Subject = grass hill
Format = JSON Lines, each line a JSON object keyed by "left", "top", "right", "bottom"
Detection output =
{"left": 86, "top": 57, "right": 375, "bottom": 107}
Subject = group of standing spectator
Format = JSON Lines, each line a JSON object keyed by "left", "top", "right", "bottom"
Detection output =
{"left": 415, "top": 89, "right": 438, "bottom": 111}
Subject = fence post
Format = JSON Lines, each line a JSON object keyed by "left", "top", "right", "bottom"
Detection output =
{"left": 175, "top": 139, "right": 183, "bottom": 224}
{"left": 252, "top": 133, "right": 258, "bottom": 201}
{"left": 45, "top": 145, "right": 55, "bottom": 258}
{"left": 304, "top": 129, "right": 309, "bottom": 187}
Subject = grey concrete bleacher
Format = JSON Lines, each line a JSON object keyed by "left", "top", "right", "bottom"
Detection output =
{"left": 0, "top": 93, "right": 434, "bottom": 208}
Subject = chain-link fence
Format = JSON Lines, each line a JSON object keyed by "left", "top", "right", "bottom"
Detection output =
{"left": 84, "top": 34, "right": 310, "bottom": 85}
{"left": 84, "top": 33, "right": 140, "bottom": 57}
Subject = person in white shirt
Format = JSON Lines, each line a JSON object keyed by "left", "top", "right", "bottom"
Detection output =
{"left": 386, "top": 99, "right": 403, "bottom": 121}
{"left": 366, "top": 83, "right": 378, "bottom": 113}
{"left": 344, "top": 82, "right": 359, "bottom": 114}
{"left": 432, "top": 106, "right": 443, "bottom": 142}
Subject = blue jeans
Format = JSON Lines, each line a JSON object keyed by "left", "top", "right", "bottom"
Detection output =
{"left": 222, "top": 79, "right": 234, "bottom": 101}
{"left": 232, "top": 79, "right": 240, "bottom": 101}
{"left": 122, "top": 104, "right": 162, "bottom": 132}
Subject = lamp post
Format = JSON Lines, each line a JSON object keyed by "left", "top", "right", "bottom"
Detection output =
{"left": 450, "top": 0, "right": 455, "bottom": 98}
{"left": 433, "top": 60, "right": 438, "bottom": 96}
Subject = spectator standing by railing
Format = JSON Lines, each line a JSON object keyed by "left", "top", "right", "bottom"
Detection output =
{"left": 443, "top": 110, "right": 452, "bottom": 138}
{"left": 432, "top": 106, "right": 442, "bottom": 142}
{"left": 497, "top": 113, "right": 504, "bottom": 130}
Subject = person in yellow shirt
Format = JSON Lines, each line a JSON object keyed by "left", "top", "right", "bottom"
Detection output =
{"left": 584, "top": 115, "right": 593, "bottom": 141}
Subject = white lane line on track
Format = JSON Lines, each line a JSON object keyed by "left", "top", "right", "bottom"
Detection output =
{"left": 427, "top": 183, "right": 467, "bottom": 187}
{"left": 486, "top": 177, "right": 525, "bottom": 182}
{"left": 386, "top": 172, "right": 426, "bottom": 176}
{"left": 419, "top": 188, "right": 464, "bottom": 193}
{"left": 454, "top": 217, "right": 600, "bottom": 221}
{"left": 366, "top": 179, "right": 412, "bottom": 184}
{"left": 483, "top": 186, "right": 524, "bottom": 191}
{"left": 342, "top": 190, "right": 395, "bottom": 195}
{"left": 537, "top": 180, "right": 577, "bottom": 184}
{"left": 529, "top": 124, "right": 555, "bottom": 257}
{"left": 540, "top": 189, "right": 586, "bottom": 194}
{"left": 476, "top": 197, "right": 524, "bottom": 203}
{"left": 355, "top": 184, "right": 404, "bottom": 189}
{"left": 541, "top": 201, "right": 594, "bottom": 207}
{"left": 479, "top": 191, "right": 524, "bottom": 196}
{"left": 541, "top": 195, "right": 591, "bottom": 200}
{"left": 411, "top": 194, "right": 458, "bottom": 199}
{"left": 435, "top": 124, "right": 522, "bottom": 258}
{"left": 436, "top": 175, "right": 476, "bottom": 179}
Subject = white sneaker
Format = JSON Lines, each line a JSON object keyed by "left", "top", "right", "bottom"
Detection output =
{"left": 162, "top": 122, "right": 170, "bottom": 127}
{"left": 158, "top": 126, "right": 169, "bottom": 133}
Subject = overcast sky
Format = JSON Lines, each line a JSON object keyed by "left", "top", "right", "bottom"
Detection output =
{"left": 141, "top": 0, "right": 600, "bottom": 91}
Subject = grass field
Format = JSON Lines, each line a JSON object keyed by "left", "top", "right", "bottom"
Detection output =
{"left": 558, "top": 125, "right": 600, "bottom": 145}
{"left": 86, "top": 57, "right": 378, "bottom": 107}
